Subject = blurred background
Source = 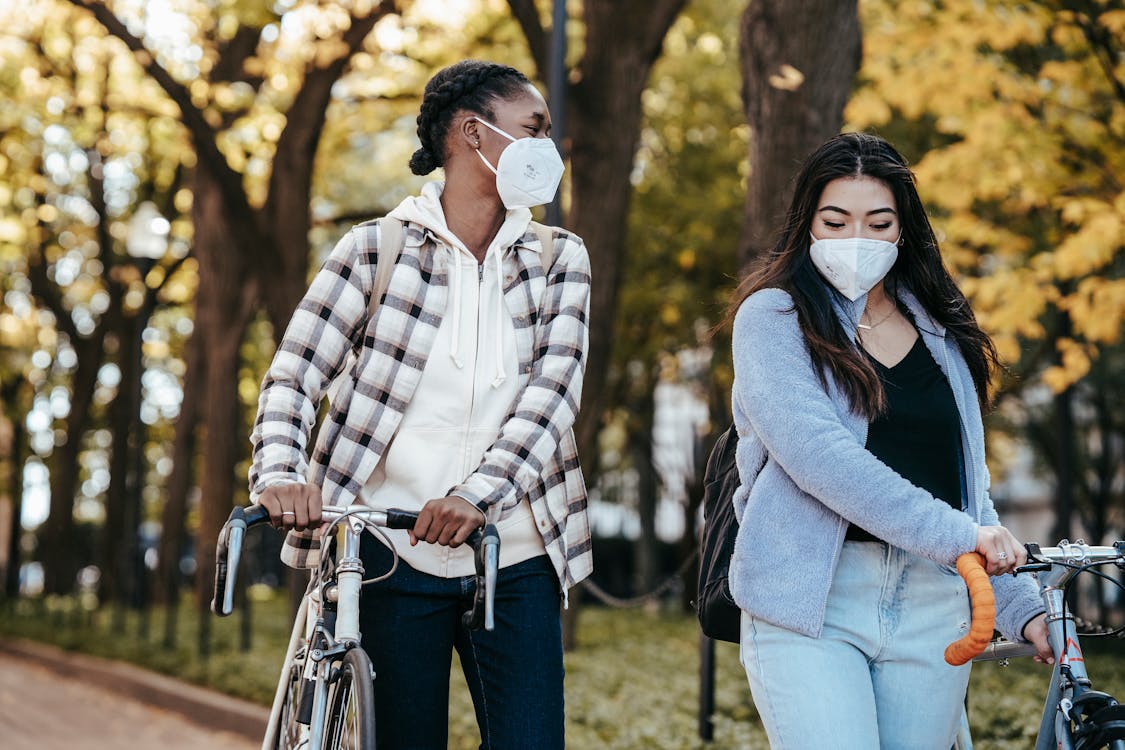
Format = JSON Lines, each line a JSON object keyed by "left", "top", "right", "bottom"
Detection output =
{"left": 0, "top": 0, "right": 1123, "bottom": 745}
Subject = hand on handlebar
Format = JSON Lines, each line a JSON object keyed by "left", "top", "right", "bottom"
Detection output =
{"left": 976, "top": 525, "right": 1027, "bottom": 576}
{"left": 258, "top": 483, "right": 323, "bottom": 531}
{"left": 410, "top": 496, "right": 486, "bottom": 548}
{"left": 1021, "top": 613, "right": 1054, "bottom": 666}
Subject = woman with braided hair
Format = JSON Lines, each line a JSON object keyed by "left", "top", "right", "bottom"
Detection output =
{"left": 250, "top": 60, "right": 591, "bottom": 748}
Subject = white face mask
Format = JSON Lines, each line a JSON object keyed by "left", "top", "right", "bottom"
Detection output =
{"left": 809, "top": 234, "right": 899, "bottom": 301}
{"left": 473, "top": 117, "right": 564, "bottom": 209}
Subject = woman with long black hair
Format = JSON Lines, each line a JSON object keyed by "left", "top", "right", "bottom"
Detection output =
{"left": 728, "top": 132, "right": 1049, "bottom": 748}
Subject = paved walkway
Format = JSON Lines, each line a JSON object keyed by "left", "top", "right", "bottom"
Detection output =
{"left": 0, "top": 641, "right": 266, "bottom": 749}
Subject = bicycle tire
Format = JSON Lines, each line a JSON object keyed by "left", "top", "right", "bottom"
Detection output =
{"left": 271, "top": 660, "right": 307, "bottom": 750}
{"left": 321, "top": 647, "right": 377, "bottom": 750}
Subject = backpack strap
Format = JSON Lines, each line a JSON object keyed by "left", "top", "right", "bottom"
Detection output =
{"left": 368, "top": 217, "right": 404, "bottom": 320}
{"left": 529, "top": 220, "right": 557, "bottom": 273}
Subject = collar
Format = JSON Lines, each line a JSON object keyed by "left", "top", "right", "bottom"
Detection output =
{"left": 828, "top": 284, "right": 947, "bottom": 339}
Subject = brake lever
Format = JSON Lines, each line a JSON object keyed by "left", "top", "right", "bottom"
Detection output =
{"left": 482, "top": 524, "right": 499, "bottom": 631}
{"left": 461, "top": 524, "right": 500, "bottom": 631}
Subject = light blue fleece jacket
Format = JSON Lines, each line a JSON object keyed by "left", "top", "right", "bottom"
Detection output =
{"left": 730, "top": 286, "right": 1043, "bottom": 642}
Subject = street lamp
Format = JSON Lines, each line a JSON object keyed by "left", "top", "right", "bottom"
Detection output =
{"left": 545, "top": 0, "right": 567, "bottom": 227}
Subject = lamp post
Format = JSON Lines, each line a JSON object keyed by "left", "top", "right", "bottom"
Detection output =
{"left": 545, "top": 0, "right": 567, "bottom": 228}
{"left": 124, "top": 202, "right": 168, "bottom": 633}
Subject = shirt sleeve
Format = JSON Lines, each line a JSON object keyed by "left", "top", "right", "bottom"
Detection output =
{"left": 249, "top": 228, "right": 373, "bottom": 498}
{"left": 447, "top": 235, "right": 591, "bottom": 511}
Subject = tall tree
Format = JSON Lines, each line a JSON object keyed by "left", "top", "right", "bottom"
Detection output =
{"left": 507, "top": 0, "right": 689, "bottom": 463}
{"left": 0, "top": 380, "right": 31, "bottom": 599}
{"left": 64, "top": 0, "right": 399, "bottom": 642}
{"left": 738, "top": 0, "right": 862, "bottom": 268}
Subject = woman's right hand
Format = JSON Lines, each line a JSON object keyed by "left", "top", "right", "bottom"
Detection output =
{"left": 975, "top": 525, "right": 1026, "bottom": 576}
{"left": 258, "top": 483, "right": 323, "bottom": 532}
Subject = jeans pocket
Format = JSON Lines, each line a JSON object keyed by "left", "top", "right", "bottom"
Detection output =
{"left": 936, "top": 560, "right": 961, "bottom": 577}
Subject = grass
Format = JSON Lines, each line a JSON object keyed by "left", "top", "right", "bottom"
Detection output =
{"left": 3, "top": 592, "right": 1123, "bottom": 749}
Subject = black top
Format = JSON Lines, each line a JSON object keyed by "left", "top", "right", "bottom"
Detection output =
{"left": 847, "top": 335, "right": 964, "bottom": 543}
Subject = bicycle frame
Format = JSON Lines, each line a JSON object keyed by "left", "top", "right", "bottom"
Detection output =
{"left": 213, "top": 502, "right": 500, "bottom": 750}
{"left": 263, "top": 514, "right": 368, "bottom": 750}
{"left": 957, "top": 541, "right": 1125, "bottom": 750}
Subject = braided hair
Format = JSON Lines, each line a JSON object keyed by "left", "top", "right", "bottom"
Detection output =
{"left": 409, "top": 60, "right": 532, "bottom": 175}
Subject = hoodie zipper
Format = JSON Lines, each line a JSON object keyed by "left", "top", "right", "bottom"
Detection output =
{"left": 462, "top": 259, "right": 485, "bottom": 481}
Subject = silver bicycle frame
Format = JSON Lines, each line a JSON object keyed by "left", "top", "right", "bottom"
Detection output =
{"left": 986, "top": 543, "right": 1119, "bottom": 750}
{"left": 261, "top": 587, "right": 314, "bottom": 750}
{"left": 262, "top": 507, "right": 385, "bottom": 750}
{"left": 307, "top": 513, "right": 370, "bottom": 750}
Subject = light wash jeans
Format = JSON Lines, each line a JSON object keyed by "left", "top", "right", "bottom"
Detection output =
{"left": 740, "top": 541, "right": 973, "bottom": 749}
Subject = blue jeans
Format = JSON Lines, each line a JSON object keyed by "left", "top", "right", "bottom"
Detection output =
{"left": 740, "top": 541, "right": 973, "bottom": 749}
{"left": 358, "top": 537, "right": 564, "bottom": 750}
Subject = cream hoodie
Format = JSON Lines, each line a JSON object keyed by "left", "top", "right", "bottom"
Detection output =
{"left": 360, "top": 182, "right": 546, "bottom": 577}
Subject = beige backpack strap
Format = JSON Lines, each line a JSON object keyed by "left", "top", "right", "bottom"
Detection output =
{"left": 368, "top": 217, "right": 404, "bottom": 320}
{"left": 530, "top": 221, "right": 557, "bottom": 273}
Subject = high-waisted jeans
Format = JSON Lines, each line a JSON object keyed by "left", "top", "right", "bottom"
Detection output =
{"left": 359, "top": 536, "right": 564, "bottom": 750}
{"left": 740, "top": 541, "right": 973, "bottom": 749}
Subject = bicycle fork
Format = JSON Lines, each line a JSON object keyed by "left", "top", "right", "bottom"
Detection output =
{"left": 263, "top": 594, "right": 313, "bottom": 750}
{"left": 308, "top": 518, "right": 367, "bottom": 749}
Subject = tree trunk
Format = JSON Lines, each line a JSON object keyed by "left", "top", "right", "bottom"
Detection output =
{"left": 2, "top": 381, "right": 27, "bottom": 600}
{"left": 259, "top": 5, "right": 393, "bottom": 337}
{"left": 633, "top": 442, "right": 659, "bottom": 596}
{"left": 42, "top": 332, "right": 106, "bottom": 595}
{"left": 38, "top": 147, "right": 117, "bottom": 596}
{"left": 680, "top": 429, "right": 711, "bottom": 613}
{"left": 630, "top": 381, "right": 658, "bottom": 595}
{"left": 1053, "top": 313, "right": 1075, "bottom": 543}
{"left": 100, "top": 334, "right": 130, "bottom": 610}
{"left": 566, "top": 0, "right": 688, "bottom": 466}
{"left": 737, "top": 0, "right": 862, "bottom": 267}
{"left": 507, "top": 0, "right": 687, "bottom": 650}
{"left": 191, "top": 168, "right": 258, "bottom": 656}
{"left": 155, "top": 330, "right": 202, "bottom": 646}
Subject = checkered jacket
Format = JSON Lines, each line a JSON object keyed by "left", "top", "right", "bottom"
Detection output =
{"left": 249, "top": 218, "right": 593, "bottom": 593}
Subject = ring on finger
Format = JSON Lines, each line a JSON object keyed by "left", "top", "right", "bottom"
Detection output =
{"left": 281, "top": 511, "right": 296, "bottom": 517}
{"left": 998, "top": 551, "right": 1008, "bottom": 561}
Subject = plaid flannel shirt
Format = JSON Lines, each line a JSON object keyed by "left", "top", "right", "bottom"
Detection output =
{"left": 249, "top": 218, "right": 593, "bottom": 593}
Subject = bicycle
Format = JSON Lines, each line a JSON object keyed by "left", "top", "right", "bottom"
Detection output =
{"left": 210, "top": 502, "right": 501, "bottom": 750}
{"left": 946, "top": 540, "right": 1125, "bottom": 750}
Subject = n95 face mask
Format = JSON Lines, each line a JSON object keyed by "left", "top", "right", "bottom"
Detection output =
{"left": 473, "top": 117, "right": 565, "bottom": 209}
{"left": 809, "top": 235, "right": 899, "bottom": 301}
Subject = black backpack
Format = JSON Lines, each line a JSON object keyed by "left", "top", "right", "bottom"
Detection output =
{"left": 695, "top": 423, "right": 743, "bottom": 643}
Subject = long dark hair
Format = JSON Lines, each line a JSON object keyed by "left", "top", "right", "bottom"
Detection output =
{"left": 409, "top": 60, "right": 531, "bottom": 175}
{"left": 728, "top": 132, "right": 999, "bottom": 418}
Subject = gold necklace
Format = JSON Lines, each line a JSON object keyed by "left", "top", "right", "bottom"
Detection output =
{"left": 857, "top": 303, "right": 897, "bottom": 331}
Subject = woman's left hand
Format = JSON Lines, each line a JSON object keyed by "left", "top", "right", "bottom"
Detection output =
{"left": 410, "top": 496, "right": 485, "bottom": 548}
{"left": 1022, "top": 613, "right": 1054, "bottom": 665}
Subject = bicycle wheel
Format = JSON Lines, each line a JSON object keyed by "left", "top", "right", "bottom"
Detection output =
{"left": 271, "top": 659, "right": 308, "bottom": 750}
{"left": 321, "top": 647, "right": 376, "bottom": 750}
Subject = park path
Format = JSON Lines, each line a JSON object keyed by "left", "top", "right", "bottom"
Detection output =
{"left": 0, "top": 650, "right": 260, "bottom": 749}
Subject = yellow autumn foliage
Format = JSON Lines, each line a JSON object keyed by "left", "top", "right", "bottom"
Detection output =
{"left": 855, "top": 0, "right": 1125, "bottom": 394}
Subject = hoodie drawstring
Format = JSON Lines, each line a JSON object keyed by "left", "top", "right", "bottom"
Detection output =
{"left": 448, "top": 246, "right": 464, "bottom": 369}
{"left": 491, "top": 248, "right": 507, "bottom": 389}
{"left": 447, "top": 243, "right": 508, "bottom": 389}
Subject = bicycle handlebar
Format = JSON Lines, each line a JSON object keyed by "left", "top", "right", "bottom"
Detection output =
{"left": 210, "top": 504, "right": 500, "bottom": 632}
{"left": 944, "top": 552, "right": 996, "bottom": 666}
{"left": 211, "top": 504, "right": 271, "bottom": 616}
{"left": 945, "top": 541, "right": 1125, "bottom": 666}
